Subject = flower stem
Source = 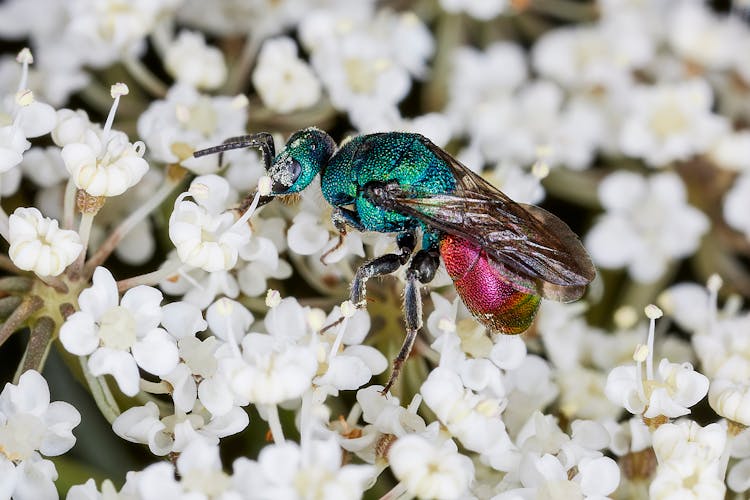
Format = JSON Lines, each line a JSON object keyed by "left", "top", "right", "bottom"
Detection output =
{"left": 0, "top": 202, "right": 9, "bottom": 242}
{"left": 84, "top": 175, "right": 184, "bottom": 276}
{"left": 227, "top": 33, "right": 261, "bottom": 95}
{"left": 116, "top": 259, "right": 183, "bottom": 292}
{"left": 139, "top": 379, "right": 172, "bottom": 394}
{"left": 62, "top": 178, "right": 77, "bottom": 230}
{"left": 80, "top": 355, "right": 120, "bottom": 423}
{"left": 0, "top": 296, "right": 22, "bottom": 318}
{"left": 72, "top": 212, "right": 95, "bottom": 276}
{"left": 0, "top": 276, "right": 32, "bottom": 293}
{"left": 0, "top": 294, "right": 43, "bottom": 349}
{"left": 265, "top": 404, "right": 285, "bottom": 444}
{"left": 122, "top": 55, "right": 168, "bottom": 98}
{"left": 0, "top": 255, "right": 22, "bottom": 274}
{"left": 379, "top": 482, "right": 408, "bottom": 500}
{"left": 528, "top": 0, "right": 597, "bottom": 21}
{"left": 15, "top": 316, "right": 55, "bottom": 381}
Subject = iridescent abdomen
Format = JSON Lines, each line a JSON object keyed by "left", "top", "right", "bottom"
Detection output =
{"left": 439, "top": 233, "right": 541, "bottom": 334}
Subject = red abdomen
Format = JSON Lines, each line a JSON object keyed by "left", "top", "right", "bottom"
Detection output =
{"left": 439, "top": 234, "right": 540, "bottom": 334}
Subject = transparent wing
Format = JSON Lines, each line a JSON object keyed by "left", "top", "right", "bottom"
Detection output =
{"left": 372, "top": 136, "right": 596, "bottom": 302}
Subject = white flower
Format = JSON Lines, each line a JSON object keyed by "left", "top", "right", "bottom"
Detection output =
{"left": 252, "top": 37, "right": 321, "bottom": 113}
{"left": 299, "top": 7, "right": 432, "bottom": 123}
{"left": 168, "top": 175, "right": 251, "bottom": 272}
{"left": 227, "top": 332, "right": 317, "bottom": 406}
{"left": 710, "top": 131, "right": 750, "bottom": 171}
{"left": 439, "top": 0, "right": 508, "bottom": 20}
{"left": 723, "top": 172, "right": 750, "bottom": 240}
{"left": 59, "top": 267, "right": 179, "bottom": 396}
{"left": 20, "top": 146, "right": 68, "bottom": 188}
{"left": 650, "top": 457, "right": 726, "bottom": 499}
{"left": 585, "top": 171, "right": 709, "bottom": 282}
{"left": 64, "top": 0, "right": 181, "bottom": 67}
{"left": 287, "top": 211, "right": 330, "bottom": 255}
{"left": 709, "top": 357, "right": 750, "bottom": 425}
{"left": 316, "top": 307, "right": 387, "bottom": 392}
{"left": 652, "top": 421, "right": 726, "bottom": 465}
{"left": 668, "top": 2, "right": 744, "bottom": 70}
{"left": 158, "top": 255, "right": 240, "bottom": 309}
{"left": 0, "top": 86, "right": 56, "bottom": 172}
{"left": 133, "top": 440, "right": 239, "bottom": 498}
{"left": 0, "top": 370, "right": 80, "bottom": 500}
{"left": 113, "top": 401, "right": 248, "bottom": 456}
{"left": 165, "top": 30, "right": 226, "bottom": 90}
{"left": 51, "top": 108, "right": 98, "bottom": 148}
{"left": 60, "top": 85, "right": 148, "bottom": 197}
{"left": 137, "top": 83, "right": 247, "bottom": 172}
{"left": 217, "top": 298, "right": 318, "bottom": 406}
{"left": 389, "top": 432, "right": 474, "bottom": 500}
{"left": 61, "top": 130, "right": 148, "bottom": 197}
{"left": 618, "top": 79, "right": 728, "bottom": 167}
{"left": 605, "top": 358, "right": 709, "bottom": 419}
{"left": 8, "top": 207, "right": 82, "bottom": 276}
{"left": 66, "top": 478, "right": 133, "bottom": 500}
{"left": 512, "top": 452, "right": 621, "bottom": 499}
{"left": 176, "top": 0, "right": 306, "bottom": 37}
{"left": 356, "top": 385, "right": 426, "bottom": 438}
{"left": 532, "top": 22, "right": 652, "bottom": 90}
{"left": 232, "top": 435, "right": 374, "bottom": 499}
{"left": 447, "top": 42, "right": 526, "bottom": 132}
{"left": 421, "top": 367, "right": 514, "bottom": 466}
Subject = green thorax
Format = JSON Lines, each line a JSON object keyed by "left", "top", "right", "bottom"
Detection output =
{"left": 320, "top": 133, "right": 457, "bottom": 233}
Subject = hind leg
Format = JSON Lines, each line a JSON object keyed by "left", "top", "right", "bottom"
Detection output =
{"left": 381, "top": 247, "right": 440, "bottom": 394}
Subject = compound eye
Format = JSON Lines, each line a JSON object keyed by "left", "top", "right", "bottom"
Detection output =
{"left": 269, "top": 158, "right": 301, "bottom": 193}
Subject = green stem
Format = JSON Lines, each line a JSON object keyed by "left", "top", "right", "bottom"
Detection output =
{"left": 122, "top": 55, "right": 168, "bottom": 98}
{"left": 15, "top": 316, "right": 55, "bottom": 382}
{"left": 62, "top": 179, "right": 77, "bottom": 230}
{"left": 422, "top": 12, "right": 462, "bottom": 113}
{"left": 0, "top": 254, "right": 22, "bottom": 274}
{"left": 528, "top": 0, "right": 598, "bottom": 21}
{"left": 0, "top": 296, "right": 22, "bottom": 318}
{"left": 0, "top": 295, "right": 43, "bottom": 349}
{"left": 0, "top": 276, "right": 32, "bottom": 293}
{"left": 77, "top": 81, "right": 116, "bottom": 117}
{"left": 79, "top": 355, "right": 120, "bottom": 423}
{"left": 543, "top": 167, "right": 602, "bottom": 210}
{"left": 116, "top": 259, "right": 183, "bottom": 292}
{"left": 226, "top": 33, "right": 261, "bottom": 95}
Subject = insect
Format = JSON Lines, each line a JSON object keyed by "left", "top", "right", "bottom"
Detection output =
{"left": 194, "top": 129, "right": 595, "bottom": 393}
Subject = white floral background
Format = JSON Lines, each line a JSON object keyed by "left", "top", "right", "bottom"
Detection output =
{"left": 0, "top": 0, "right": 749, "bottom": 499}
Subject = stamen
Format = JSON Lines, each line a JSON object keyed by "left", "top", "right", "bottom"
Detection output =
{"left": 102, "top": 83, "right": 129, "bottom": 138}
{"left": 644, "top": 304, "right": 663, "bottom": 380}
{"left": 328, "top": 300, "right": 355, "bottom": 362}
{"left": 15, "top": 48, "right": 33, "bottom": 92}
{"left": 706, "top": 273, "right": 722, "bottom": 337}
{"left": 265, "top": 289, "right": 281, "bottom": 308}
{"left": 633, "top": 343, "right": 648, "bottom": 401}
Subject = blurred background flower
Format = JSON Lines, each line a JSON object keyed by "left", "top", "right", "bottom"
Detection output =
{"left": 0, "top": 0, "right": 749, "bottom": 499}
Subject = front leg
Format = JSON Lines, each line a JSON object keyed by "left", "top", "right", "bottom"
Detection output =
{"left": 321, "top": 230, "right": 415, "bottom": 334}
{"left": 349, "top": 230, "right": 415, "bottom": 307}
{"left": 321, "top": 207, "right": 365, "bottom": 264}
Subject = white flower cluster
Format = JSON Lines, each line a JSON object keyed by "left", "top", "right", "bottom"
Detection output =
{"left": 1, "top": 0, "right": 750, "bottom": 499}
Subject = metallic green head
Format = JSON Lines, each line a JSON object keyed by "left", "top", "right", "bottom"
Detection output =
{"left": 268, "top": 128, "right": 336, "bottom": 194}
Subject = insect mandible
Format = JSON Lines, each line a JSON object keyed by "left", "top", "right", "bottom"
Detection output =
{"left": 194, "top": 128, "right": 596, "bottom": 393}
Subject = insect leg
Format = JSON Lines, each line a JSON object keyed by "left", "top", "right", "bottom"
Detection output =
{"left": 321, "top": 208, "right": 365, "bottom": 264}
{"left": 382, "top": 247, "right": 440, "bottom": 394}
{"left": 350, "top": 230, "right": 415, "bottom": 307}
